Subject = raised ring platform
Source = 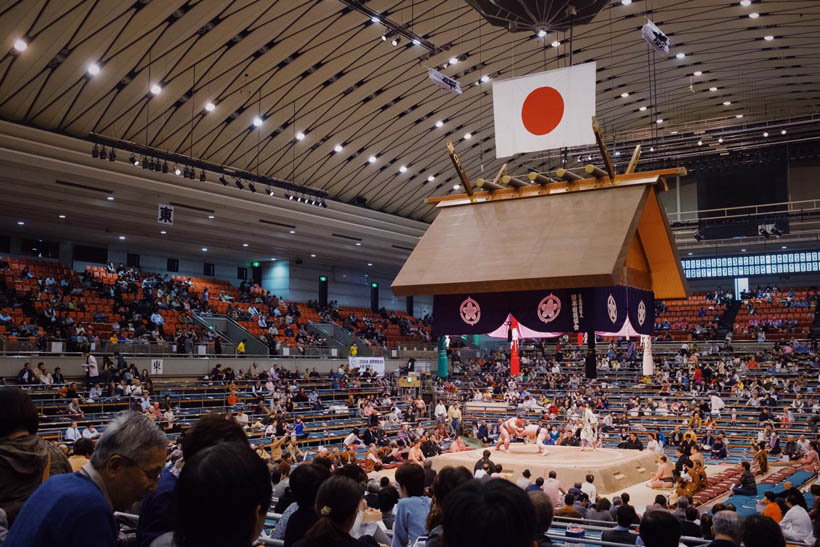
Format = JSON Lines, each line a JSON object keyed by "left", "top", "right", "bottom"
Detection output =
{"left": 430, "top": 444, "right": 659, "bottom": 495}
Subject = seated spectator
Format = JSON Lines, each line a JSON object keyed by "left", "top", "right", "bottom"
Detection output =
{"left": 441, "top": 479, "right": 535, "bottom": 547}
{"left": 708, "top": 510, "right": 742, "bottom": 547}
{"left": 378, "top": 481, "right": 399, "bottom": 530}
{"left": 602, "top": 505, "right": 638, "bottom": 545}
{"left": 173, "top": 441, "right": 272, "bottom": 547}
{"left": 780, "top": 492, "right": 816, "bottom": 544}
{"left": 392, "top": 463, "right": 431, "bottom": 547}
{"left": 68, "top": 438, "right": 95, "bottom": 472}
{"left": 6, "top": 412, "right": 167, "bottom": 547}
{"left": 731, "top": 462, "right": 757, "bottom": 496}
{"left": 680, "top": 506, "right": 702, "bottom": 538}
{"left": 762, "top": 491, "right": 783, "bottom": 523}
{"left": 137, "top": 413, "right": 250, "bottom": 547}
{"left": 587, "top": 498, "right": 614, "bottom": 522}
{"left": 638, "top": 510, "right": 682, "bottom": 547}
{"left": 0, "top": 387, "right": 72, "bottom": 527}
{"left": 527, "top": 477, "right": 545, "bottom": 493}
{"left": 66, "top": 398, "right": 84, "bottom": 417}
{"left": 82, "top": 424, "right": 100, "bottom": 440}
{"left": 555, "top": 494, "right": 581, "bottom": 518}
{"left": 528, "top": 491, "right": 554, "bottom": 547}
{"left": 283, "top": 464, "right": 332, "bottom": 547}
{"left": 423, "top": 465, "right": 472, "bottom": 547}
{"left": 65, "top": 420, "right": 82, "bottom": 442}
{"left": 294, "top": 475, "right": 376, "bottom": 547}
{"left": 741, "top": 513, "right": 786, "bottom": 547}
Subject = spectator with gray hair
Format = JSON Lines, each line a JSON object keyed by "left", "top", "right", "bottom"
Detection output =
{"left": 707, "top": 510, "right": 742, "bottom": 546}
{"left": 6, "top": 411, "right": 167, "bottom": 547}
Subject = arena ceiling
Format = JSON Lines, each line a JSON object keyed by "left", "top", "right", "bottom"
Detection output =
{"left": 1, "top": 0, "right": 820, "bottom": 267}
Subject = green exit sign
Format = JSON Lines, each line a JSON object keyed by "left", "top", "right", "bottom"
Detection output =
{"left": 251, "top": 261, "right": 260, "bottom": 267}
{"left": 319, "top": 276, "right": 327, "bottom": 282}
{"left": 371, "top": 282, "right": 378, "bottom": 288}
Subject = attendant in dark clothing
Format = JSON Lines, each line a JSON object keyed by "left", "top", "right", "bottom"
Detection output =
{"left": 731, "top": 462, "right": 757, "bottom": 496}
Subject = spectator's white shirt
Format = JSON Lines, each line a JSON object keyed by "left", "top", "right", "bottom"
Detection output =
{"left": 83, "top": 355, "right": 98, "bottom": 377}
{"left": 65, "top": 426, "right": 81, "bottom": 442}
{"left": 581, "top": 481, "right": 597, "bottom": 502}
{"left": 434, "top": 403, "right": 447, "bottom": 418}
{"left": 82, "top": 427, "right": 99, "bottom": 439}
{"left": 781, "top": 505, "right": 815, "bottom": 544}
{"left": 344, "top": 432, "right": 360, "bottom": 447}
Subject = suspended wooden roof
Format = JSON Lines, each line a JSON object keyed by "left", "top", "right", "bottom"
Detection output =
{"left": 392, "top": 164, "right": 689, "bottom": 300}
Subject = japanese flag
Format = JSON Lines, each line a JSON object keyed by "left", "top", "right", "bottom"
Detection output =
{"left": 492, "top": 62, "right": 597, "bottom": 158}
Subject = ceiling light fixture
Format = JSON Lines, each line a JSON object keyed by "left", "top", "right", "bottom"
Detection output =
{"left": 150, "top": 84, "right": 162, "bottom": 95}
{"left": 723, "top": 101, "right": 732, "bottom": 105}
{"left": 87, "top": 62, "right": 100, "bottom": 76}
{"left": 391, "top": 37, "right": 400, "bottom": 47}
{"left": 454, "top": 184, "right": 461, "bottom": 190}
{"left": 709, "top": 87, "right": 718, "bottom": 92}
{"left": 175, "top": 166, "right": 181, "bottom": 176}
{"left": 764, "top": 35, "right": 774, "bottom": 41}
{"left": 205, "top": 102, "right": 215, "bottom": 112}
{"left": 435, "top": 120, "right": 444, "bottom": 128}
{"left": 368, "top": 155, "right": 377, "bottom": 163}
{"left": 781, "top": 129, "right": 787, "bottom": 135}
{"left": 160, "top": 230, "right": 166, "bottom": 234}
{"left": 107, "top": 195, "right": 115, "bottom": 201}
{"left": 13, "top": 39, "right": 27, "bottom": 52}
{"left": 639, "top": 106, "right": 647, "bottom": 111}
{"left": 371, "top": 16, "right": 380, "bottom": 23}
{"left": 252, "top": 116, "right": 263, "bottom": 127}
{"left": 208, "top": 215, "right": 215, "bottom": 219}
{"left": 334, "top": 144, "right": 343, "bottom": 153}
{"left": 119, "top": 235, "right": 126, "bottom": 240}
{"left": 464, "top": 132, "right": 472, "bottom": 139}
{"left": 355, "top": 242, "right": 362, "bottom": 246}
{"left": 551, "top": 40, "right": 560, "bottom": 48}
{"left": 17, "top": 221, "right": 24, "bottom": 225}
{"left": 656, "top": 119, "right": 664, "bottom": 124}
{"left": 242, "top": 243, "right": 249, "bottom": 247}
{"left": 289, "top": 230, "right": 296, "bottom": 234}
{"left": 718, "top": 137, "right": 724, "bottom": 143}
{"left": 295, "top": 131, "right": 305, "bottom": 140}
{"left": 399, "top": 165, "right": 407, "bottom": 173}
{"left": 749, "top": 12, "right": 759, "bottom": 19}
{"left": 537, "top": 29, "right": 547, "bottom": 38}
{"left": 763, "top": 131, "right": 768, "bottom": 137}
{"left": 675, "top": 52, "right": 685, "bottom": 59}
{"left": 265, "top": 186, "right": 274, "bottom": 196}
{"left": 480, "top": 75, "right": 490, "bottom": 83}
{"left": 697, "top": 140, "right": 703, "bottom": 146}
{"left": 693, "top": 71, "right": 702, "bottom": 76}
{"left": 620, "top": 92, "right": 629, "bottom": 98}
{"left": 412, "top": 39, "right": 420, "bottom": 45}
{"left": 621, "top": 0, "right": 632, "bottom": 5}
{"left": 59, "top": 214, "right": 66, "bottom": 219}
{"left": 740, "top": 0, "right": 751, "bottom": 5}
{"left": 428, "top": 175, "right": 435, "bottom": 182}
{"left": 310, "top": 253, "right": 316, "bottom": 258}
{"left": 201, "top": 248, "right": 207, "bottom": 252}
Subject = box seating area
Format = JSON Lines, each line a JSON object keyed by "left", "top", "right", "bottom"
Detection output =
{"left": 655, "top": 292, "right": 727, "bottom": 341}
{"left": 335, "top": 306, "right": 431, "bottom": 347}
{"left": 733, "top": 290, "right": 816, "bottom": 340}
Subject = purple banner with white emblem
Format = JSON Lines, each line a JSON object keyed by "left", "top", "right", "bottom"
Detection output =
{"left": 432, "top": 285, "right": 654, "bottom": 338}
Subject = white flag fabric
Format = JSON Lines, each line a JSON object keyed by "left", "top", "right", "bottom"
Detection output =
{"left": 492, "top": 62, "right": 597, "bottom": 158}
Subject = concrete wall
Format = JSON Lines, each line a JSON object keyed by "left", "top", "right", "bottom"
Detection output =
{"left": 0, "top": 356, "right": 409, "bottom": 379}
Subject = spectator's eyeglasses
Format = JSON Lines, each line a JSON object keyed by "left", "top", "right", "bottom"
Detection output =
{"left": 116, "top": 454, "right": 162, "bottom": 482}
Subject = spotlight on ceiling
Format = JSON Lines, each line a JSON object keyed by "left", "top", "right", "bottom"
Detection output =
{"left": 130, "top": 153, "right": 138, "bottom": 166}
{"left": 183, "top": 166, "right": 190, "bottom": 178}
{"left": 162, "top": 161, "right": 169, "bottom": 174}
{"left": 150, "top": 84, "right": 162, "bottom": 95}
{"left": 174, "top": 166, "right": 181, "bottom": 176}
{"left": 248, "top": 181, "right": 256, "bottom": 193}
{"left": 13, "top": 39, "right": 27, "bottom": 52}
{"left": 219, "top": 175, "right": 228, "bottom": 186}
{"left": 87, "top": 62, "right": 100, "bottom": 76}
{"left": 108, "top": 148, "right": 116, "bottom": 161}
{"left": 321, "top": 200, "right": 328, "bottom": 208}
{"left": 92, "top": 144, "right": 99, "bottom": 158}
{"left": 141, "top": 156, "right": 148, "bottom": 169}
{"left": 199, "top": 170, "right": 206, "bottom": 182}
{"left": 537, "top": 29, "right": 547, "bottom": 38}
{"left": 551, "top": 40, "right": 560, "bottom": 48}
{"left": 391, "top": 37, "right": 400, "bottom": 47}
{"left": 334, "top": 144, "right": 343, "bottom": 153}
{"left": 265, "top": 186, "right": 274, "bottom": 197}
{"left": 234, "top": 177, "right": 244, "bottom": 190}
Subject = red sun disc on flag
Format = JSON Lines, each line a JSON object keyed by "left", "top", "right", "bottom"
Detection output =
{"left": 521, "top": 86, "right": 564, "bottom": 135}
